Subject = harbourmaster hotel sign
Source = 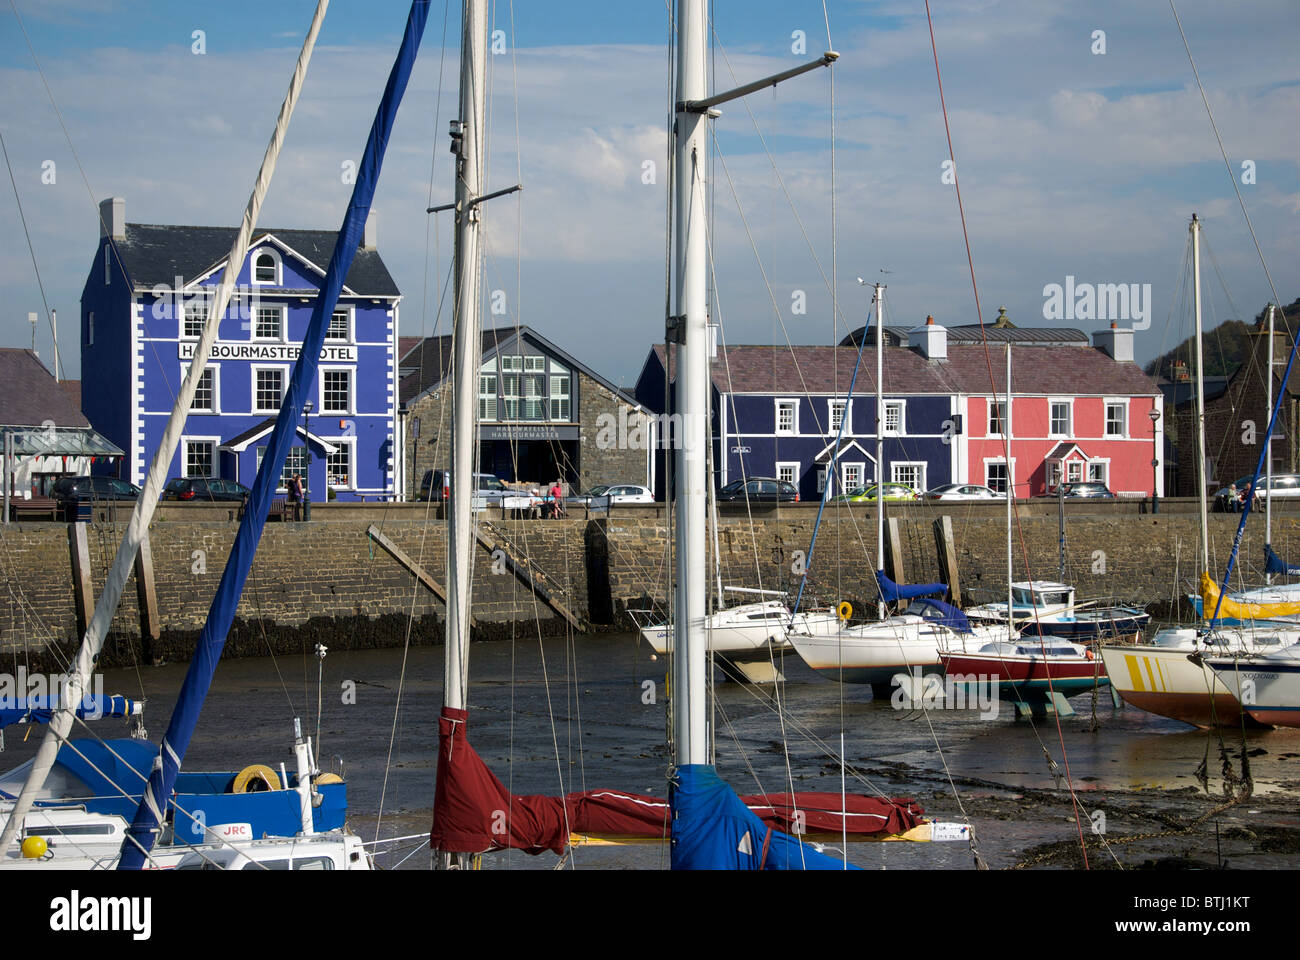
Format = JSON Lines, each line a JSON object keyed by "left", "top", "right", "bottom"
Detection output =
{"left": 178, "top": 341, "right": 358, "bottom": 362}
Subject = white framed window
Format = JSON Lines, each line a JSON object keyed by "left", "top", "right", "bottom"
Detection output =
{"left": 524, "top": 355, "right": 545, "bottom": 373}
{"left": 320, "top": 366, "right": 354, "bottom": 415}
{"left": 182, "top": 438, "right": 218, "bottom": 478}
{"left": 253, "top": 305, "right": 284, "bottom": 342}
{"left": 1049, "top": 399, "right": 1072, "bottom": 438}
{"left": 252, "top": 248, "right": 281, "bottom": 285}
{"left": 883, "top": 400, "right": 905, "bottom": 435}
{"left": 985, "top": 460, "right": 1010, "bottom": 494}
{"left": 252, "top": 365, "right": 288, "bottom": 414}
{"left": 817, "top": 467, "right": 828, "bottom": 494}
{"left": 775, "top": 461, "right": 800, "bottom": 486}
{"left": 1066, "top": 459, "right": 1084, "bottom": 483}
{"left": 326, "top": 307, "right": 352, "bottom": 342}
{"left": 479, "top": 373, "right": 498, "bottom": 421}
{"left": 891, "top": 462, "right": 925, "bottom": 493}
{"left": 842, "top": 462, "right": 865, "bottom": 490}
{"left": 182, "top": 363, "right": 220, "bottom": 414}
{"left": 522, "top": 372, "right": 546, "bottom": 420}
{"left": 775, "top": 399, "right": 797, "bottom": 435}
{"left": 828, "top": 399, "right": 848, "bottom": 435}
{"left": 1088, "top": 460, "right": 1109, "bottom": 484}
{"left": 1105, "top": 400, "right": 1127, "bottom": 438}
{"left": 549, "top": 373, "right": 571, "bottom": 421}
{"left": 183, "top": 293, "right": 210, "bottom": 338}
{"left": 988, "top": 399, "right": 1006, "bottom": 436}
{"left": 326, "top": 438, "right": 354, "bottom": 490}
{"left": 257, "top": 445, "right": 308, "bottom": 493}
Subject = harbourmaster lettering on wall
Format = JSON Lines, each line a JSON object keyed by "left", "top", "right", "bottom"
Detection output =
{"left": 177, "top": 341, "right": 358, "bottom": 363}
{"left": 480, "top": 424, "right": 578, "bottom": 441}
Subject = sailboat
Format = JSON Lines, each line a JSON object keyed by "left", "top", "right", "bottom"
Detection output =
{"left": 1100, "top": 215, "right": 1300, "bottom": 728}
{"left": 428, "top": 0, "right": 952, "bottom": 869}
{"left": 0, "top": 0, "right": 379, "bottom": 871}
{"left": 787, "top": 294, "right": 1014, "bottom": 699}
{"left": 1206, "top": 644, "right": 1300, "bottom": 728}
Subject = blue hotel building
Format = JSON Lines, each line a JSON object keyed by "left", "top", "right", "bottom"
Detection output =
{"left": 80, "top": 198, "right": 401, "bottom": 500}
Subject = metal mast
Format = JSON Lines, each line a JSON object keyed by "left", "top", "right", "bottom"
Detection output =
{"left": 444, "top": 0, "right": 487, "bottom": 713}
{"left": 1191, "top": 213, "right": 1209, "bottom": 572}
{"left": 874, "top": 283, "right": 885, "bottom": 619}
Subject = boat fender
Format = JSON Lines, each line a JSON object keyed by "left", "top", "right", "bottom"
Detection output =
{"left": 230, "top": 764, "right": 280, "bottom": 794}
{"left": 837, "top": 601, "right": 853, "bottom": 622}
{"left": 1084, "top": 648, "right": 1094, "bottom": 660}
{"left": 20, "top": 836, "right": 48, "bottom": 859}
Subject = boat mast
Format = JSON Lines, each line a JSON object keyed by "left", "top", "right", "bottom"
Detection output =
{"left": 1006, "top": 342, "right": 1013, "bottom": 624}
{"left": 673, "top": 0, "right": 709, "bottom": 765}
{"left": 875, "top": 282, "right": 885, "bottom": 620}
{"left": 1191, "top": 213, "right": 1209, "bottom": 571}
{"left": 1266, "top": 301, "right": 1275, "bottom": 580}
{"left": 444, "top": 0, "right": 487, "bottom": 713}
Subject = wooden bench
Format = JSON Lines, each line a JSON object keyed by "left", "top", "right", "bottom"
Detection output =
{"left": 267, "top": 498, "right": 288, "bottom": 522}
{"left": 8, "top": 496, "right": 59, "bottom": 521}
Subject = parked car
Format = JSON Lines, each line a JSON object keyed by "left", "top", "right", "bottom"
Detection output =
{"left": 923, "top": 483, "right": 1003, "bottom": 501}
{"left": 162, "top": 477, "right": 251, "bottom": 503}
{"left": 1052, "top": 482, "right": 1115, "bottom": 499}
{"left": 566, "top": 484, "right": 653, "bottom": 507}
{"left": 52, "top": 475, "right": 141, "bottom": 520}
{"left": 833, "top": 483, "right": 918, "bottom": 503}
{"left": 418, "top": 470, "right": 508, "bottom": 502}
{"left": 716, "top": 477, "right": 799, "bottom": 503}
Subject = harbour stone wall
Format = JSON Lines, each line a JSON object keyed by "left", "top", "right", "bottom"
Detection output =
{"left": 3, "top": 503, "right": 1299, "bottom": 671}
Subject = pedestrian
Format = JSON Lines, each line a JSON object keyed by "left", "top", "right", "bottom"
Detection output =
{"left": 1227, "top": 482, "right": 1239, "bottom": 512}
{"left": 549, "top": 479, "right": 565, "bottom": 519}
{"left": 288, "top": 473, "right": 304, "bottom": 521}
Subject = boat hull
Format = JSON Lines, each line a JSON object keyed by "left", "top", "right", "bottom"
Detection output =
{"left": 1099, "top": 644, "right": 1250, "bottom": 728}
{"left": 1207, "top": 657, "right": 1300, "bottom": 729}
{"left": 640, "top": 603, "right": 837, "bottom": 661}
{"left": 941, "top": 652, "right": 1107, "bottom": 700}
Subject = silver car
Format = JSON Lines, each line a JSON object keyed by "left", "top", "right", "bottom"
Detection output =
{"left": 923, "top": 483, "right": 1003, "bottom": 501}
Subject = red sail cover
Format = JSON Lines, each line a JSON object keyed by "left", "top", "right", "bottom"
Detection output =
{"left": 430, "top": 707, "right": 925, "bottom": 855}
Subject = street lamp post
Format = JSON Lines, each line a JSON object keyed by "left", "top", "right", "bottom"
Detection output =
{"left": 1149, "top": 407, "right": 1161, "bottom": 514}
{"left": 302, "top": 399, "right": 314, "bottom": 521}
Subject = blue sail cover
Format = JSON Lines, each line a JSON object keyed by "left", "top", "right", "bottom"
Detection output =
{"left": 876, "top": 569, "right": 947, "bottom": 604}
{"left": 907, "top": 597, "right": 973, "bottom": 634}
{"left": 1265, "top": 545, "right": 1300, "bottom": 577}
{"left": 670, "top": 765, "right": 858, "bottom": 870}
{"left": 0, "top": 695, "right": 137, "bottom": 730}
{"left": 118, "top": 0, "right": 431, "bottom": 870}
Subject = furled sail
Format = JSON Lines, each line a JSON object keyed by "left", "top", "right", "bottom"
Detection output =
{"left": 117, "top": 0, "right": 432, "bottom": 870}
{"left": 1265, "top": 545, "right": 1300, "bottom": 577}
{"left": 1199, "top": 570, "right": 1300, "bottom": 622}
{"left": 0, "top": 695, "right": 138, "bottom": 730}
{"left": 876, "top": 570, "right": 948, "bottom": 604}
{"left": 430, "top": 708, "right": 924, "bottom": 858}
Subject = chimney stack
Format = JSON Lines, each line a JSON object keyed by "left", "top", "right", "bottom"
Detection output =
{"left": 99, "top": 197, "right": 125, "bottom": 240}
{"left": 1093, "top": 324, "right": 1134, "bottom": 362}
{"left": 908, "top": 315, "right": 948, "bottom": 360}
{"left": 363, "top": 210, "right": 377, "bottom": 250}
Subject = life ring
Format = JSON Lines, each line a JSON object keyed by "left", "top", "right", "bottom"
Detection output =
{"left": 231, "top": 764, "right": 281, "bottom": 793}
{"left": 837, "top": 601, "right": 853, "bottom": 622}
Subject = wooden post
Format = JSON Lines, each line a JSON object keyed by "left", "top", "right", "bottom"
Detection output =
{"left": 68, "top": 523, "right": 94, "bottom": 640}
{"left": 932, "top": 515, "right": 962, "bottom": 607}
{"left": 885, "top": 517, "right": 906, "bottom": 585}
{"left": 134, "top": 533, "right": 161, "bottom": 661}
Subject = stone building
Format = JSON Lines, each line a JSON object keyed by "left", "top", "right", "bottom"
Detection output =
{"left": 1171, "top": 310, "right": 1300, "bottom": 496}
{"left": 398, "top": 325, "right": 651, "bottom": 498}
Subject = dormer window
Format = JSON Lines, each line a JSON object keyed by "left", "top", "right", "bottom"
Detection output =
{"left": 253, "top": 249, "right": 280, "bottom": 285}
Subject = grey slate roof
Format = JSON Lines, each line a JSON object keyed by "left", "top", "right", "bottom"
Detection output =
{"left": 112, "top": 223, "right": 400, "bottom": 297}
{"left": 652, "top": 343, "right": 1160, "bottom": 397}
{"left": 0, "top": 350, "right": 90, "bottom": 427}
{"left": 840, "top": 324, "right": 1089, "bottom": 347}
{"left": 400, "top": 325, "right": 643, "bottom": 410}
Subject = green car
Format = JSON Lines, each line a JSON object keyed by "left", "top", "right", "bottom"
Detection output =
{"left": 832, "top": 482, "right": 919, "bottom": 503}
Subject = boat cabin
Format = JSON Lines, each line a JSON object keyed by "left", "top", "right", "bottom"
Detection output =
{"left": 1010, "top": 581, "right": 1075, "bottom": 613}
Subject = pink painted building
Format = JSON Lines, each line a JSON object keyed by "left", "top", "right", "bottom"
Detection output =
{"left": 958, "top": 326, "right": 1162, "bottom": 497}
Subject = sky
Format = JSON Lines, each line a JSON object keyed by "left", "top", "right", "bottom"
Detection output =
{"left": 1, "top": 0, "right": 1297, "bottom": 388}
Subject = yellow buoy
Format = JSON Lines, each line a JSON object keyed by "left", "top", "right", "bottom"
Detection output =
{"left": 315, "top": 773, "right": 343, "bottom": 785}
{"left": 21, "top": 836, "right": 48, "bottom": 859}
{"left": 837, "top": 601, "right": 853, "bottom": 621}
